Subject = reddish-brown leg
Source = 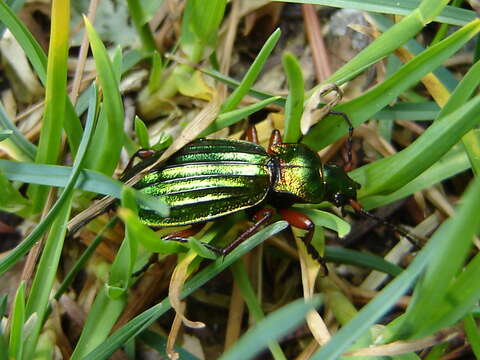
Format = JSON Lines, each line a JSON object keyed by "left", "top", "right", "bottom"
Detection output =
{"left": 279, "top": 209, "right": 327, "bottom": 271}
{"left": 162, "top": 223, "right": 206, "bottom": 242}
{"left": 242, "top": 125, "right": 259, "bottom": 144}
{"left": 134, "top": 223, "right": 206, "bottom": 277}
{"left": 123, "top": 149, "right": 157, "bottom": 175}
{"left": 268, "top": 129, "right": 283, "bottom": 154}
{"left": 162, "top": 209, "right": 274, "bottom": 256}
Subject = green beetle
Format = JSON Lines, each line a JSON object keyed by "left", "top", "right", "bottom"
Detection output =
{"left": 132, "top": 128, "right": 361, "bottom": 257}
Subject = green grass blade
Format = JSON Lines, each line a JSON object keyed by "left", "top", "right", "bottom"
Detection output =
{"left": 422, "top": 252, "right": 480, "bottom": 337}
{"left": 0, "top": 87, "right": 98, "bottom": 277}
{"left": 83, "top": 17, "right": 125, "bottom": 176}
{"left": 107, "top": 188, "right": 139, "bottom": 298}
{"left": 359, "top": 145, "right": 470, "bottom": 209}
{"left": 22, "top": 200, "right": 73, "bottom": 359}
{"left": 439, "top": 59, "right": 480, "bottom": 175}
{"left": 22, "top": 86, "right": 99, "bottom": 358}
{"left": 370, "top": 13, "right": 458, "bottom": 92}
{"left": 54, "top": 217, "right": 118, "bottom": 301}
{"left": 219, "top": 297, "right": 320, "bottom": 360}
{"left": 0, "top": 1, "right": 46, "bottom": 83}
{"left": 353, "top": 96, "right": 480, "bottom": 198}
{"left": 0, "top": 104, "right": 36, "bottom": 161}
{"left": 203, "top": 68, "right": 285, "bottom": 105}
{"left": 8, "top": 281, "right": 25, "bottom": 360}
{"left": 304, "top": 0, "right": 451, "bottom": 91}
{"left": 0, "top": 161, "right": 124, "bottom": 198}
{"left": 0, "top": 168, "right": 30, "bottom": 214}
{"left": 310, "top": 231, "right": 437, "bottom": 359}
{"left": 27, "top": 0, "right": 70, "bottom": 212}
{"left": 200, "top": 96, "right": 282, "bottom": 137}
{"left": 221, "top": 28, "right": 281, "bottom": 113}
{"left": 83, "top": 221, "right": 289, "bottom": 359}
{"left": 126, "top": 0, "right": 157, "bottom": 52}
{"left": 325, "top": 246, "right": 403, "bottom": 276}
{"left": 118, "top": 208, "right": 181, "bottom": 254}
{"left": 277, "top": 0, "right": 476, "bottom": 26}
{"left": 463, "top": 313, "right": 480, "bottom": 359}
{"left": 139, "top": 330, "right": 200, "bottom": 359}
{"left": 303, "top": 19, "right": 480, "bottom": 151}
{"left": 0, "top": 160, "right": 168, "bottom": 216}
{"left": 282, "top": 52, "right": 304, "bottom": 142}
{"left": 374, "top": 102, "right": 440, "bottom": 121}
{"left": 0, "top": 129, "right": 12, "bottom": 142}
{"left": 231, "top": 261, "right": 287, "bottom": 360}
{"left": 395, "top": 178, "right": 480, "bottom": 339}
{"left": 134, "top": 116, "right": 150, "bottom": 148}
{"left": 70, "top": 288, "right": 127, "bottom": 360}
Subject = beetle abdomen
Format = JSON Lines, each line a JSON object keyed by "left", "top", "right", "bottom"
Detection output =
{"left": 135, "top": 139, "right": 272, "bottom": 227}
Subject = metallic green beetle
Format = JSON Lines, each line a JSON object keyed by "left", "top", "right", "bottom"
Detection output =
{"left": 132, "top": 129, "right": 361, "bottom": 256}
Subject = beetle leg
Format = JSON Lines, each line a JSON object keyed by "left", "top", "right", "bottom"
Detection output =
{"left": 326, "top": 110, "right": 354, "bottom": 171}
{"left": 268, "top": 129, "right": 283, "bottom": 154}
{"left": 242, "top": 125, "right": 259, "bottom": 144}
{"left": 122, "top": 149, "right": 157, "bottom": 175}
{"left": 278, "top": 209, "right": 328, "bottom": 272}
{"left": 133, "top": 223, "right": 206, "bottom": 276}
{"left": 219, "top": 208, "right": 274, "bottom": 255}
{"left": 162, "top": 223, "right": 206, "bottom": 242}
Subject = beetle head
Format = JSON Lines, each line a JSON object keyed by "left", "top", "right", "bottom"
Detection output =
{"left": 323, "top": 164, "right": 361, "bottom": 207}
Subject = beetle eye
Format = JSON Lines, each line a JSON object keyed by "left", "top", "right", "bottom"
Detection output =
{"left": 333, "top": 193, "right": 346, "bottom": 206}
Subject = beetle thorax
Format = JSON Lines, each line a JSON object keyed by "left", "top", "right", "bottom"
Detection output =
{"left": 269, "top": 143, "right": 326, "bottom": 204}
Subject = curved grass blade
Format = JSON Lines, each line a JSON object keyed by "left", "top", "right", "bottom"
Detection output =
{"left": 0, "top": 1, "right": 46, "bottom": 83}
{"left": 22, "top": 85, "right": 99, "bottom": 358}
{"left": 0, "top": 86, "right": 98, "bottom": 276}
{"left": 370, "top": 13, "right": 458, "bottom": 92}
{"left": 0, "top": 129, "right": 12, "bottom": 141}
{"left": 139, "top": 330, "right": 200, "bottom": 360}
{"left": 70, "top": 288, "right": 127, "bottom": 360}
{"left": 219, "top": 297, "right": 320, "bottom": 360}
{"left": 0, "top": 160, "right": 168, "bottom": 216}
{"left": 0, "top": 168, "right": 30, "bottom": 214}
{"left": 0, "top": 160, "right": 124, "bottom": 198}
{"left": 353, "top": 96, "right": 480, "bottom": 198}
{"left": 303, "top": 19, "right": 480, "bottom": 151}
{"left": 203, "top": 68, "right": 285, "bottom": 105}
{"left": 8, "top": 281, "right": 25, "bottom": 360}
{"left": 27, "top": 0, "right": 70, "bottom": 212}
{"left": 279, "top": 0, "right": 476, "bottom": 26}
{"left": 83, "top": 17, "right": 125, "bottom": 176}
{"left": 230, "top": 261, "right": 287, "bottom": 360}
{"left": 221, "top": 28, "right": 281, "bottom": 113}
{"left": 325, "top": 246, "right": 403, "bottom": 276}
{"left": 393, "top": 177, "right": 480, "bottom": 339}
{"left": 310, "top": 229, "right": 437, "bottom": 359}
{"left": 306, "top": 0, "right": 451, "bottom": 91}
{"left": 360, "top": 145, "right": 470, "bottom": 209}
{"left": 126, "top": 0, "right": 157, "bottom": 52}
{"left": 282, "top": 52, "right": 304, "bottom": 143}
{"left": 0, "top": 104, "right": 36, "bottom": 161}
{"left": 200, "top": 96, "right": 282, "bottom": 137}
{"left": 83, "top": 221, "right": 289, "bottom": 359}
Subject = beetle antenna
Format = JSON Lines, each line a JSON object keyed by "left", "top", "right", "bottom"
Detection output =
{"left": 349, "top": 199, "right": 422, "bottom": 249}
{"left": 327, "top": 110, "right": 354, "bottom": 171}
